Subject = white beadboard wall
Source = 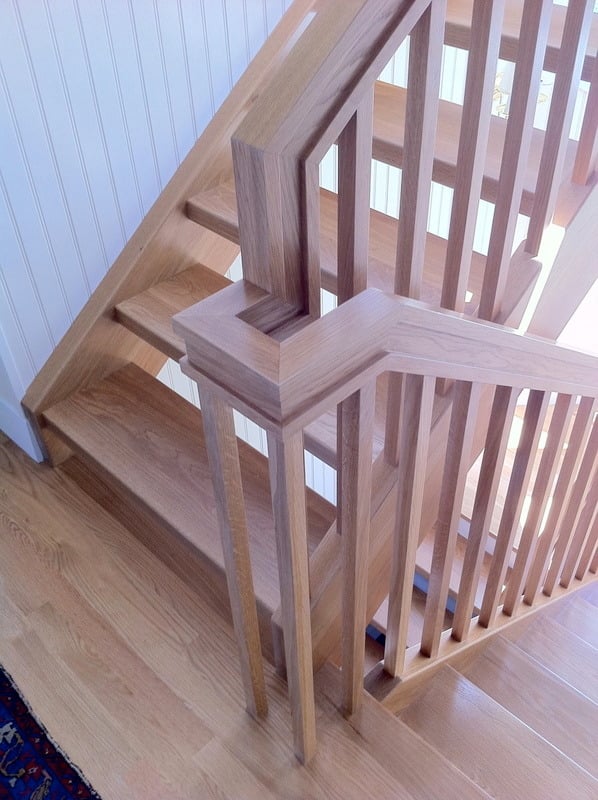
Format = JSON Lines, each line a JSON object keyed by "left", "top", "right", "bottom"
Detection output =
{"left": 0, "top": 0, "right": 292, "bottom": 460}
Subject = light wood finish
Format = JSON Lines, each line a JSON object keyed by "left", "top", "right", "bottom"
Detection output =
{"left": 480, "top": 390, "right": 550, "bottom": 627}
{"left": 175, "top": 286, "right": 598, "bottom": 436}
{"left": 441, "top": 1, "right": 504, "bottom": 313}
{"left": 41, "top": 364, "right": 333, "bottom": 622}
{"left": 185, "top": 184, "right": 502, "bottom": 314}
{"left": 21, "top": 0, "right": 319, "bottom": 458}
{"left": 395, "top": 0, "right": 444, "bottom": 299}
{"left": 231, "top": 0, "right": 428, "bottom": 310}
{"left": 337, "top": 92, "right": 373, "bottom": 303}
{"left": 452, "top": 386, "right": 519, "bottom": 641}
{"left": 576, "top": 503, "right": 598, "bottom": 578}
{"left": 503, "top": 612, "right": 598, "bottom": 703}
{"left": 266, "top": 430, "right": 316, "bottom": 763}
{"left": 543, "top": 417, "right": 598, "bottom": 594}
{"left": 527, "top": 182, "right": 598, "bottom": 340}
{"left": 461, "top": 635, "right": 598, "bottom": 778}
{"left": 385, "top": 375, "right": 435, "bottom": 677}
{"left": 115, "top": 264, "right": 230, "bottom": 360}
{"left": 573, "top": 52, "right": 598, "bottom": 184}
{"left": 338, "top": 382, "right": 376, "bottom": 714}
{"left": 198, "top": 383, "right": 267, "bottom": 719}
{"left": 526, "top": 0, "right": 596, "bottom": 256}
{"left": 1, "top": 431, "right": 494, "bottom": 800}
{"left": 373, "top": 81, "right": 580, "bottom": 220}
{"left": 479, "top": 0, "right": 552, "bottom": 322}
{"left": 503, "top": 393, "right": 577, "bottom": 616}
{"left": 444, "top": 0, "right": 598, "bottom": 82}
{"left": 399, "top": 666, "right": 598, "bottom": 800}
{"left": 524, "top": 397, "right": 597, "bottom": 605}
{"left": 544, "top": 594, "right": 598, "bottom": 649}
{"left": 560, "top": 471, "right": 598, "bottom": 587}
{"left": 421, "top": 381, "right": 481, "bottom": 657}
{"left": 317, "top": 665, "right": 491, "bottom": 800}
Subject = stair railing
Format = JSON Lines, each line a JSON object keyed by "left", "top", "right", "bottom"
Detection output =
{"left": 173, "top": 0, "right": 598, "bottom": 763}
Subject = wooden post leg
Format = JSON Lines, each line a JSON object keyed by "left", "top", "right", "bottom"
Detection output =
{"left": 267, "top": 430, "right": 316, "bottom": 763}
{"left": 338, "top": 380, "right": 376, "bottom": 715}
{"left": 199, "top": 382, "right": 267, "bottom": 719}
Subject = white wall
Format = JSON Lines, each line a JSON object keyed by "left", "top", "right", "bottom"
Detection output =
{"left": 0, "top": 0, "right": 292, "bottom": 460}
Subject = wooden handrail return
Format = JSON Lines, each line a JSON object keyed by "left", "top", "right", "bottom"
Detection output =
{"left": 171, "top": 0, "right": 598, "bottom": 764}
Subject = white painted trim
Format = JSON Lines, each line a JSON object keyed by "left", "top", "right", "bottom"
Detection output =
{"left": 0, "top": 396, "right": 43, "bottom": 462}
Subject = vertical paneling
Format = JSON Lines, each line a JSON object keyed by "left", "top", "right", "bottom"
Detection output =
{"left": 0, "top": 0, "right": 292, "bottom": 459}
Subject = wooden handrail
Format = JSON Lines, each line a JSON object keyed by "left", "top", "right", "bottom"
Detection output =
{"left": 174, "top": 284, "right": 598, "bottom": 432}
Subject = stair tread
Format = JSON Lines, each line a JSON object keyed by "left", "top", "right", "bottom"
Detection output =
{"left": 462, "top": 634, "right": 598, "bottom": 778}
{"left": 317, "top": 664, "right": 491, "bottom": 800}
{"left": 42, "top": 363, "right": 334, "bottom": 615}
{"left": 503, "top": 613, "right": 598, "bottom": 704}
{"left": 373, "top": 81, "right": 578, "bottom": 217}
{"left": 543, "top": 595, "right": 598, "bottom": 649}
{"left": 445, "top": 0, "right": 598, "bottom": 82}
{"left": 399, "top": 665, "right": 598, "bottom": 800}
{"left": 115, "top": 264, "right": 231, "bottom": 361}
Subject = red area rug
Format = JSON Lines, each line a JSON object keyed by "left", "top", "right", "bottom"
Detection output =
{"left": 0, "top": 665, "right": 101, "bottom": 799}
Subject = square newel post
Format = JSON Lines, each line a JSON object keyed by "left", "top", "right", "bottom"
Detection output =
{"left": 266, "top": 430, "right": 317, "bottom": 764}
{"left": 199, "top": 380, "right": 268, "bottom": 719}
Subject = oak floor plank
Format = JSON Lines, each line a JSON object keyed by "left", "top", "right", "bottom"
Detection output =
{"left": 1, "top": 433, "right": 459, "bottom": 799}
{"left": 461, "top": 635, "right": 598, "bottom": 777}
{"left": 502, "top": 614, "right": 598, "bottom": 703}
{"left": 399, "top": 666, "right": 598, "bottom": 800}
{"left": 542, "top": 595, "right": 598, "bottom": 649}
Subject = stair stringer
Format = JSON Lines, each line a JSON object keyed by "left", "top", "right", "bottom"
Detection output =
{"left": 22, "top": 0, "right": 318, "bottom": 463}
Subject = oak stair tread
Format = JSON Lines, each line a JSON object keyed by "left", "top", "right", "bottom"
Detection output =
{"left": 371, "top": 529, "right": 492, "bottom": 636}
{"left": 115, "top": 264, "right": 231, "bottom": 361}
{"left": 444, "top": 0, "right": 598, "bottom": 82}
{"left": 41, "top": 363, "right": 334, "bottom": 617}
{"left": 317, "top": 664, "right": 491, "bottom": 800}
{"left": 398, "top": 665, "right": 598, "bottom": 800}
{"left": 461, "top": 634, "right": 598, "bottom": 778}
{"left": 502, "top": 613, "right": 598, "bottom": 704}
{"left": 373, "top": 80, "right": 579, "bottom": 219}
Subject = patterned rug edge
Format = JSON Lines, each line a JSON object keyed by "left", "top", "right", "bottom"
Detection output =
{"left": 0, "top": 664, "right": 102, "bottom": 799}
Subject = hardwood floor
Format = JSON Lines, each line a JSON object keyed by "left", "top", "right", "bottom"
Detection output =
{"left": 0, "top": 433, "right": 469, "bottom": 798}
{"left": 2, "top": 431, "right": 597, "bottom": 798}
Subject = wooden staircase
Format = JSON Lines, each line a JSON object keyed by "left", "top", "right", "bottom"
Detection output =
{"left": 21, "top": 0, "right": 598, "bottom": 767}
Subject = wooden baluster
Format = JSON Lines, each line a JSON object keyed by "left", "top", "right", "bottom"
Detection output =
{"left": 526, "top": 1, "right": 595, "bottom": 255}
{"left": 441, "top": 0, "right": 505, "bottom": 313}
{"left": 502, "top": 393, "right": 577, "bottom": 616}
{"left": 523, "top": 397, "right": 597, "bottom": 605}
{"left": 421, "top": 381, "right": 482, "bottom": 657}
{"left": 385, "top": 0, "right": 445, "bottom": 465}
{"left": 266, "top": 431, "right": 316, "bottom": 763}
{"left": 560, "top": 470, "right": 598, "bottom": 587}
{"left": 338, "top": 382, "right": 376, "bottom": 714}
{"left": 337, "top": 91, "right": 373, "bottom": 303}
{"left": 572, "top": 49, "right": 598, "bottom": 185}
{"left": 479, "top": 0, "right": 552, "bottom": 321}
{"left": 575, "top": 498, "right": 598, "bottom": 579}
{"left": 199, "top": 383, "right": 268, "bottom": 718}
{"left": 336, "top": 95, "right": 376, "bottom": 714}
{"left": 452, "top": 386, "right": 519, "bottom": 641}
{"left": 543, "top": 417, "right": 598, "bottom": 595}
{"left": 589, "top": 541, "right": 598, "bottom": 573}
{"left": 480, "top": 390, "right": 550, "bottom": 627}
{"left": 385, "top": 374, "right": 435, "bottom": 677}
